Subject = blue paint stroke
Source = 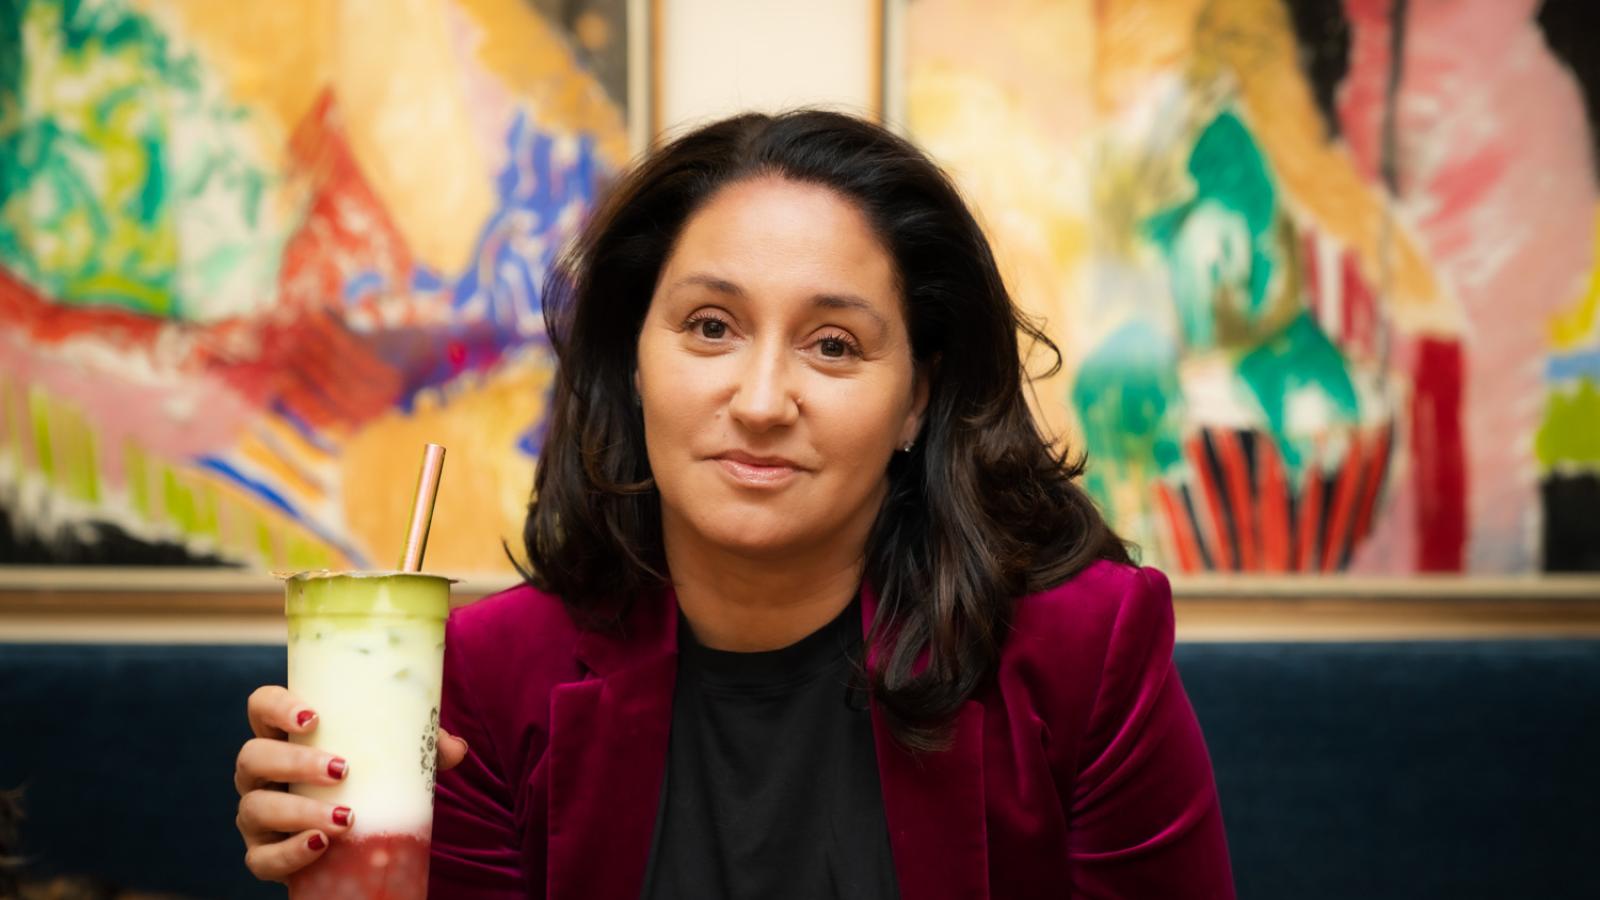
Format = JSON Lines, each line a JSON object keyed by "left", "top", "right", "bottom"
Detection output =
{"left": 195, "top": 455, "right": 370, "bottom": 567}
{"left": 1547, "top": 349, "right": 1600, "bottom": 382}
{"left": 342, "top": 271, "right": 385, "bottom": 304}
{"left": 269, "top": 401, "right": 338, "bottom": 454}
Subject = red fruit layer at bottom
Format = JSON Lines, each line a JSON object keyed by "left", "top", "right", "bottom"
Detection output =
{"left": 289, "top": 832, "right": 431, "bottom": 900}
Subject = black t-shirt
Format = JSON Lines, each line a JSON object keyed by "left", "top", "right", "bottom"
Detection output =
{"left": 638, "top": 594, "right": 901, "bottom": 900}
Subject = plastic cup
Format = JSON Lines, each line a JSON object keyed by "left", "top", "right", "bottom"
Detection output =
{"left": 283, "top": 571, "right": 451, "bottom": 900}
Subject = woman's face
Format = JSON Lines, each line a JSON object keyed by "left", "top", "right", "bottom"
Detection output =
{"left": 635, "top": 176, "right": 928, "bottom": 561}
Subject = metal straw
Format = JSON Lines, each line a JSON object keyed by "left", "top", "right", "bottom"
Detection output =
{"left": 399, "top": 443, "right": 447, "bottom": 572}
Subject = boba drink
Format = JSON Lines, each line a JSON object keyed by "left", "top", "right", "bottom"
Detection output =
{"left": 284, "top": 571, "right": 451, "bottom": 900}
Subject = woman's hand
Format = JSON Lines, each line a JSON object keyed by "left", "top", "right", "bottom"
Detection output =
{"left": 235, "top": 685, "right": 469, "bottom": 882}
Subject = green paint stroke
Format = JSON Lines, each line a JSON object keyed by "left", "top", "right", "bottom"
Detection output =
{"left": 1536, "top": 377, "right": 1600, "bottom": 468}
{"left": 66, "top": 408, "right": 99, "bottom": 502}
{"left": 27, "top": 387, "right": 53, "bottom": 483}
{"left": 0, "top": 0, "right": 22, "bottom": 131}
{"left": 0, "top": 0, "right": 281, "bottom": 319}
{"left": 256, "top": 518, "right": 276, "bottom": 564}
{"left": 1145, "top": 110, "right": 1280, "bottom": 348}
{"left": 0, "top": 377, "right": 17, "bottom": 463}
{"left": 125, "top": 439, "right": 150, "bottom": 516}
{"left": 1237, "top": 311, "right": 1360, "bottom": 473}
{"left": 162, "top": 465, "right": 194, "bottom": 530}
{"left": 288, "top": 534, "right": 329, "bottom": 572}
{"left": 197, "top": 482, "right": 221, "bottom": 539}
{"left": 1072, "top": 322, "right": 1186, "bottom": 500}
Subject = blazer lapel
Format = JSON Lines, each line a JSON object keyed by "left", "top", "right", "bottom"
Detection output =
{"left": 546, "top": 588, "right": 678, "bottom": 900}
{"left": 862, "top": 585, "right": 991, "bottom": 900}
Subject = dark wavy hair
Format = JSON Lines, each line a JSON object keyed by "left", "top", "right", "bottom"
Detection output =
{"left": 519, "top": 109, "right": 1130, "bottom": 750}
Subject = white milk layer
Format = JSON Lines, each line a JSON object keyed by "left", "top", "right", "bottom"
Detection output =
{"left": 288, "top": 615, "right": 445, "bottom": 835}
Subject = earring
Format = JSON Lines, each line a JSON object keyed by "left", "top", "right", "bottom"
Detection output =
{"left": 900, "top": 440, "right": 915, "bottom": 453}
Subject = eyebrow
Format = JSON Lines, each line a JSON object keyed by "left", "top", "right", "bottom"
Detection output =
{"left": 667, "top": 274, "right": 891, "bottom": 334}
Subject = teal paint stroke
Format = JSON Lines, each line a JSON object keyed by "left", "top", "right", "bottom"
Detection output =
{"left": 0, "top": 0, "right": 282, "bottom": 320}
{"left": 1237, "top": 311, "right": 1360, "bottom": 473}
{"left": 1144, "top": 110, "right": 1280, "bottom": 348}
{"left": 1072, "top": 321, "right": 1187, "bottom": 505}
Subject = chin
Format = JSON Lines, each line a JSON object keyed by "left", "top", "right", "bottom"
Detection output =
{"left": 686, "top": 504, "right": 819, "bottom": 558}
{"left": 702, "top": 522, "right": 808, "bottom": 558}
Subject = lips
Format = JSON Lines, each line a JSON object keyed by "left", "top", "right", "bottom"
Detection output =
{"left": 711, "top": 451, "right": 804, "bottom": 488}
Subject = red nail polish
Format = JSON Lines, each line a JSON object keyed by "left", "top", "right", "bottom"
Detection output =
{"left": 296, "top": 710, "right": 316, "bottom": 728}
{"left": 327, "top": 758, "right": 348, "bottom": 780}
{"left": 308, "top": 833, "right": 326, "bottom": 852}
{"left": 332, "top": 806, "right": 352, "bottom": 827}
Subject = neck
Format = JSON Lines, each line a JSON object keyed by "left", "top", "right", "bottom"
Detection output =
{"left": 663, "top": 518, "right": 869, "bottom": 653}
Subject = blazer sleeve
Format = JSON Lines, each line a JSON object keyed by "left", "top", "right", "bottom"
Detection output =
{"left": 429, "top": 612, "right": 533, "bottom": 898}
{"left": 1062, "top": 566, "right": 1236, "bottom": 899}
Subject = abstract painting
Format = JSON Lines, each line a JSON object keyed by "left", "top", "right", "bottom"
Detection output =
{"left": 904, "top": 0, "right": 1600, "bottom": 573}
{"left": 0, "top": 0, "right": 633, "bottom": 572}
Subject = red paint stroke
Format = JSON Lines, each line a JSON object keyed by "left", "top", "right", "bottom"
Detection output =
{"left": 1340, "top": 252, "right": 1377, "bottom": 361}
{"left": 278, "top": 91, "right": 415, "bottom": 312}
{"left": 1295, "top": 462, "right": 1325, "bottom": 572}
{"left": 1322, "top": 432, "right": 1366, "bottom": 571}
{"left": 2, "top": 265, "right": 400, "bottom": 430}
{"left": 1301, "top": 232, "right": 1322, "bottom": 320}
{"left": 191, "top": 309, "right": 402, "bottom": 429}
{"left": 1352, "top": 424, "right": 1393, "bottom": 545}
{"left": 1213, "top": 429, "right": 1258, "bottom": 571}
{"left": 1412, "top": 337, "right": 1467, "bottom": 571}
{"left": 0, "top": 267, "right": 162, "bottom": 347}
{"left": 1256, "top": 437, "right": 1292, "bottom": 572}
{"left": 1155, "top": 482, "right": 1204, "bottom": 574}
{"left": 1422, "top": 145, "right": 1508, "bottom": 229}
{"left": 1188, "top": 434, "right": 1236, "bottom": 571}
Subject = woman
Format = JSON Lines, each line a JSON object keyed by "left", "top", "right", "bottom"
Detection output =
{"left": 234, "top": 110, "right": 1236, "bottom": 899}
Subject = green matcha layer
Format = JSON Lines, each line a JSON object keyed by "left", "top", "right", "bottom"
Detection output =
{"left": 283, "top": 572, "right": 451, "bottom": 619}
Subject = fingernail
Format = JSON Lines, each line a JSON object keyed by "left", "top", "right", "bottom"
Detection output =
{"left": 296, "top": 709, "right": 317, "bottom": 728}
{"left": 327, "top": 758, "right": 348, "bottom": 780}
{"left": 307, "top": 833, "right": 326, "bottom": 852}
{"left": 456, "top": 737, "right": 470, "bottom": 754}
{"left": 331, "top": 806, "right": 352, "bottom": 827}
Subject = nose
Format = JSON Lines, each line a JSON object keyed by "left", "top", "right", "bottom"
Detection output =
{"left": 727, "top": 341, "right": 800, "bottom": 432}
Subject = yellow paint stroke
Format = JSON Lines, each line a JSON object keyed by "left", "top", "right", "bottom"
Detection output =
{"left": 454, "top": 0, "right": 630, "bottom": 167}
{"left": 1181, "top": 0, "right": 1460, "bottom": 336}
{"left": 259, "top": 413, "right": 339, "bottom": 465}
{"left": 195, "top": 470, "right": 350, "bottom": 569}
{"left": 9, "top": 382, "right": 351, "bottom": 569}
{"left": 1551, "top": 206, "right": 1600, "bottom": 349}
{"left": 137, "top": 0, "right": 333, "bottom": 149}
{"left": 236, "top": 431, "right": 325, "bottom": 500}
{"left": 906, "top": 0, "right": 1097, "bottom": 444}
{"left": 332, "top": 0, "right": 498, "bottom": 274}
{"left": 340, "top": 354, "right": 554, "bottom": 574}
{"left": 1094, "top": 0, "right": 1207, "bottom": 112}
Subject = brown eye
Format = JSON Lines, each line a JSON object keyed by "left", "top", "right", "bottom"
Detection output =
{"left": 697, "top": 319, "right": 727, "bottom": 339}
{"left": 819, "top": 337, "right": 848, "bottom": 358}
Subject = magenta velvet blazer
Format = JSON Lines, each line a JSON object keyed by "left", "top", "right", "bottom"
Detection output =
{"left": 428, "top": 560, "right": 1236, "bottom": 899}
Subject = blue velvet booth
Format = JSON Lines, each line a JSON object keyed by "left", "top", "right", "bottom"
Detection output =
{"left": 3, "top": 639, "right": 1598, "bottom": 899}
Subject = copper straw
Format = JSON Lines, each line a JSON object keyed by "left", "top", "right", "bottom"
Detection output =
{"left": 399, "top": 443, "right": 447, "bottom": 572}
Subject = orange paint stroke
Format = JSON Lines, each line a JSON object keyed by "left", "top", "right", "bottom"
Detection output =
{"left": 1295, "top": 463, "right": 1324, "bottom": 572}
{"left": 1256, "top": 437, "right": 1291, "bottom": 572}
{"left": 1213, "top": 430, "right": 1257, "bottom": 571}
{"left": 1352, "top": 425, "right": 1393, "bottom": 545}
{"left": 1188, "top": 434, "right": 1235, "bottom": 571}
{"left": 1322, "top": 433, "right": 1366, "bottom": 572}
{"left": 1154, "top": 482, "right": 1203, "bottom": 574}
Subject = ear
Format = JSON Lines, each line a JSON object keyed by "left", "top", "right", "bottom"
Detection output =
{"left": 901, "top": 355, "right": 936, "bottom": 445}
